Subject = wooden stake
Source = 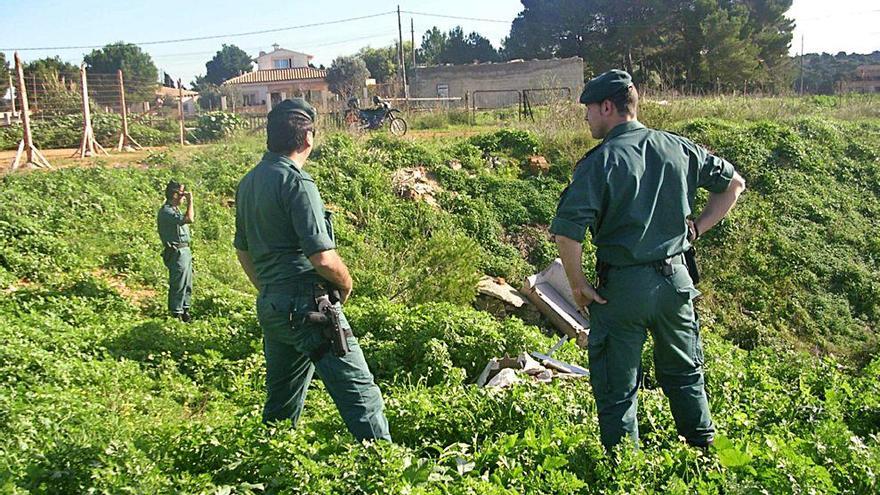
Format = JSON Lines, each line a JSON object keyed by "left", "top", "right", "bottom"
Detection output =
{"left": 10, "top": 52, "right": 50, "bottom": 170}
{"left": 8, "top": 74, "right": 15, "bottom": 113}
{"left": 73, "top": 64, "right": 108, "bottom": 158}
{"left": 115, "top": 69, "right": 141, "bottom": 151}
{"left": 177, "top": 79, "right": 185, "bottom": 146}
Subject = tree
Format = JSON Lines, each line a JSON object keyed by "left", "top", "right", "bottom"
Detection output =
{"left": 358, "top": 45, "right": 398, "bottom": 83}
{"left": 204, "top": 44, "right": 253, "bottom": 85}
{"left": 0, "top": 53, "right": 8, "bottom": 99}
{"left": 83, "top": 42, "right": 158, "bottom": 103}
{"left": 420, "top": 27, "right": 447, "bottom": 65}
{"left": 501, "top": 0, "right": 795, "bottom": 93}
{"left": 436, "top": 26, "right": 499, "bottom": 64}
{"left": 700, "top": 4, "right": 761, "bottom": 91}
{"left": 24, "top": 56, "right": 80, "bottom": 83}
{"left": 326, "top": 56, "right": 370, "bottom": 98}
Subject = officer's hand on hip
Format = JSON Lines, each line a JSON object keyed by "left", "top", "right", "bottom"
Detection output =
{"left": 687, "top": 219, "right": 699, "bottom": 243}
{"left": 574, "top": 282, "right": 607, "bottom": 309}
{"left": 340, "top": 286, "right": 352, "bottom": 304}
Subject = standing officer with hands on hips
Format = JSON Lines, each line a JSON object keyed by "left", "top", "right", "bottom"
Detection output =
{"left": 157, "top": 180, "right": 195, "bottom": 322}
{"left": 551, "top": 70, "right": 746, "bottom": 451}
{"left": 233, "top": 98, "right": 391, "bottom": 441}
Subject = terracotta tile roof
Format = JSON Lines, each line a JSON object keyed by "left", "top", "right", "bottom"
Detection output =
{"left": 223, "top": 67, "right": 328, "bottom": 85}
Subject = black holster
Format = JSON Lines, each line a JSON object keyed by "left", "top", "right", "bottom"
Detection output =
{"left": 595, "top": 260, "right": 611, "bottom": 289}
{"left": 684, "top": 247, "right": 700, "bottom": 285}
{"left": 304, "top": 287, "right": 351, "bottom": 361}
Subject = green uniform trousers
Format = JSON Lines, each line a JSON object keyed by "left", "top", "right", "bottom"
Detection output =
{"left": 588, "top": 257, "right": 714, "bottom": 450}
{"left": 256, "top": 289, "right": 391, "bottom": 442}
{"left": 163, "top": 246, "right": 193, "bottom": 315}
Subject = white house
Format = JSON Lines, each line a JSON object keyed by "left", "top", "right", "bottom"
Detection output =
{"left": 256, "top": 44, "right": 313, "bottom": 70}
{"left": 224, "top": 45, "right": 331, "bottom": 111}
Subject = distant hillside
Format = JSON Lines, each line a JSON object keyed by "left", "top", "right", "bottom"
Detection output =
{"left": 795, "top": 51, "right": 880, "bottom": 94}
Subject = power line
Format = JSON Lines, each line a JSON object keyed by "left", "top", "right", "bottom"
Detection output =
{"left": 148, "top": 32, "right": 396, "bottom": 61}
{"left": 1, "top": 11, "right": 397, "bottom": 51}
{"left": 401, "top": 10, "right": 510, "bottom": 24}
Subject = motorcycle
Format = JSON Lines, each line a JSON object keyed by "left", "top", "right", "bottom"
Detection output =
{"left": 344, "top": 96, "right": 408, "bottom": 136}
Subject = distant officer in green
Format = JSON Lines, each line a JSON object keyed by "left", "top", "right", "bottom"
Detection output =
{"left": 233, "top": 98, "right": 391, "bottom": 441}
{"left": 551, "top": 70, "right": 746, "bottom": 451}
{"left": 157, "top": 180, "right": 195, "bottom": 322}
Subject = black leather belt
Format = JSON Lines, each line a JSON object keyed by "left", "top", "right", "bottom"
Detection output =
{"left": 260, "top": 280, "right": 325, "bottom": 295}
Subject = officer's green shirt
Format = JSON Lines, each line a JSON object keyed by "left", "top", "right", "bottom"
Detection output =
{"left": 550, "top": 121, "right": 735, "bottom": 266}
{"left": 157, "top": 203, "right": 191, "bottom": 246}
{"left": 233, "top": 152, "right": 336, "bottom": 288}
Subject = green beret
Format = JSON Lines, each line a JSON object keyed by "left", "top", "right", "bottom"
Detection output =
{"left": 579, "top": 69, "right": 633, "bottom": 105}
{"left": 268, "top": 98, "right": 316, "bottom": 123}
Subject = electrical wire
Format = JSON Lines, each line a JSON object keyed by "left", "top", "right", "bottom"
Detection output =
{"left": 401, "top": 10, "right": 510, "bottom": 24}
{"left": 1, "top": 11, "right": 396, "bottom": 51}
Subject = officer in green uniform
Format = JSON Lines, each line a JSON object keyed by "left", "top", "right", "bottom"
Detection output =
{"left": 551, "top": 70, "right": 746, "bottom": 451}
{"left": 157, "top": 180, "right": 195, "bottom": 322}
{"left": 233, "top": 98, "right": 391, "bottom": 441}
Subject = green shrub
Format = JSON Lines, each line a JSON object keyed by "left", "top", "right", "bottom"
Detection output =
{"left": 470, "top": 128, "right": 540, "bottom": 158}
{"left": 191, "top": 111, "right": 245, "bottom": 142}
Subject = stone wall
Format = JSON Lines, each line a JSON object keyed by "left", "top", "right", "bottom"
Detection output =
{"left": 410, "top": 57, "right": 584, "bottom": 108}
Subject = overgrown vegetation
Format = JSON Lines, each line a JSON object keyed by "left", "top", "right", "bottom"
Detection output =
{"left": 1, "top": 97, "right": 879, "bottom": 492}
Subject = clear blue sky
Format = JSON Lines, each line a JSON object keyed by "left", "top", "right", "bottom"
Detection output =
{"left": 2, "top": 0, "right": 877, "bottom": 86}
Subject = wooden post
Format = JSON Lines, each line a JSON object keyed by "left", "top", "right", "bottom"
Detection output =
{"left": 73, "top": 64, "right": 108, "bottom": 158}
{"left": 177, "top": 79, "right": 185, "bottom": 146}
{"left": 10, "top": 52, "right": 50, "bottom": 170}
{"left": 410, "top": 18, "right": 416, "bottom": 69}
{"left": 8, "top": 74, "right": 15, "bottom": 114}
{"left": 397, "top": 6, "right": 408, "bottom": 99}
{"left": 115, "top": 70, "right": 141, "bottom": 151}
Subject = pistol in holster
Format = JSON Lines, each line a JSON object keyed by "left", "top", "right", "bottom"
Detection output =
{"left": 683, "top": 246, "right": 700, "bottom": 285}
{"left": 595, "top": 260, "right": 611, "bottom": 289}
{"left": 304, "top": 287, "right": 351, "bottom": 360}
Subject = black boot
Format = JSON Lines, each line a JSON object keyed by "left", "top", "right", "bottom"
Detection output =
{"left": 181, "top": 309, "right": 192, "bottom": 323}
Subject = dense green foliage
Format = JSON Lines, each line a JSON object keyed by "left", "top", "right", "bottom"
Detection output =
{"left": 1, "top": 108, "right": 879, "bottom": 492}
{"left": 192, "top": 112, "right": 246, "bottom": 143}
{"left": 202, "top": 44, "right": 254, "bottom": 86}
{"left": 326, "top": 56, "right": 370, "bottom": 98}
{"left": 83, "top": 42, "right": 159, "bottom": 105}
{"left": 504, "top": 0, "right": 795, "bottom": 92}
{"left": 0, "top": 112, "right": 177, "bottom": 150}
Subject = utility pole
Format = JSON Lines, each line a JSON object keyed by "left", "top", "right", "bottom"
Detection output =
{"left": 411, "top": 18, "right": 416, "bottom": 69}
{"left": 799, "top": 34, "right": 805, "bottom": 96}
{"left": 397, "top": 5, "right": 408, "bottom": 99}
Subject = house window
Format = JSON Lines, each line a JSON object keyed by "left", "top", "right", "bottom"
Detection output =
{"left": 243, "top": 93, "right": 256, "bottom": 106}
{"left": 437, "top": 84, "right": 449, "bottom": 98}
{"left": 273, "top": 59, "right": 290, "bottom": 69}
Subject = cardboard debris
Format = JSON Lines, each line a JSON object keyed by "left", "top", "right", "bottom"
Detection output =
{"left": 486, "top": 368, "right": 520, "bottom": 388}
{"left": 391, "top": 167, "right": 441, "bottom": 206}
{"left": 475, "top": 276, "right": 541, "bottom": 324}
{"left": 477, "top": 276, "right": 529, "bottom": 308}
{"left": 520, "top": 259, "right": 589, "bottom": 348}
{"left": 478, "top": 352, "right": 587, "bottom": 388}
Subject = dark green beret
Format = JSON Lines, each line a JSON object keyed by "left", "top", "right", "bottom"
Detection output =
{"left": 268, "top": 98, "right": 316, "bottom": 123}
{"left": 579, "top": 69, "right": 633, "bottom": 105}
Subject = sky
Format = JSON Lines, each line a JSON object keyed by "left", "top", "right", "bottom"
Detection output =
{"left": 1, "top": 0, "right": 878, "bottom": 86}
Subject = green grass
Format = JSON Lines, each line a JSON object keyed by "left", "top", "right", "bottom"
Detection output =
{"left": 1, "top": 99, "right": 880, "bottom": 493}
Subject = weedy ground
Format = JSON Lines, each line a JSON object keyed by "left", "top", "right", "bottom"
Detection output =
{"left": 1, "top": 95, "right": 879, "bottom": 494}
